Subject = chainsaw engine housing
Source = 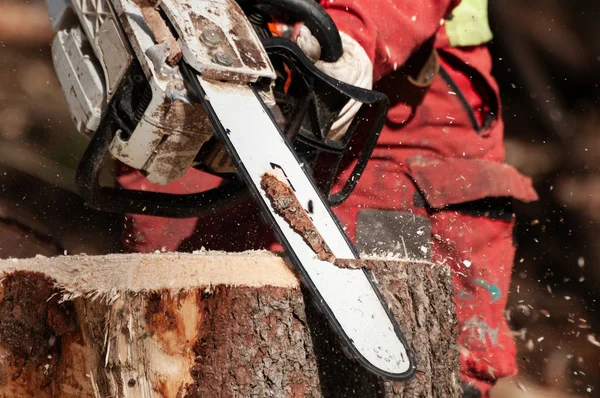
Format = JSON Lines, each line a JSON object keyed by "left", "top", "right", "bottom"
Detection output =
{"left": 48, "top": 0, "right": 278, "bottom": 186}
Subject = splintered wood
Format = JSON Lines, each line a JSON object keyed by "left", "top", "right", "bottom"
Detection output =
{"left": 260, "top": 172, "right": 335, "bottom": 262}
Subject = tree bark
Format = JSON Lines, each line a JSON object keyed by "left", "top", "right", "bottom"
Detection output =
{"left": 0, "top": 252, "right": 460, "bottom": 397}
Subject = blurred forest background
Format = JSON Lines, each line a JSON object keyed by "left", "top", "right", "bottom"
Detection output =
{"left": 0, "top": 0, "right": 598, "bottom": 396}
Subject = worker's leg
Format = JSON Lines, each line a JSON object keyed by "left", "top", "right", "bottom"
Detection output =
{"left": 430, "top": 205, "right": 518, "bottom": 397}
{"left": 335, "top": 186, "right": 518, "bottom": 397}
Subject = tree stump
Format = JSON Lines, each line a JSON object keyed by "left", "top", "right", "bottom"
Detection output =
{"left": 0, "top": 251, "right": 460, "bottom": 397}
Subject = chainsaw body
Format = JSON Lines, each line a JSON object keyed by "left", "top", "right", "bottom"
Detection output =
{"left": 47, "top": 0, "right": 384, "bottom": 203}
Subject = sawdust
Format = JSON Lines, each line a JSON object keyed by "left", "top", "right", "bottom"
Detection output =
{"left": 261, "top": 173, "right": 335, "bottom": 262}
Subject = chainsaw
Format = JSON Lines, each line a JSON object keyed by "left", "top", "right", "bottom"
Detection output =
{"left": 45, "top": 0, "right": 415, "bottom": 380}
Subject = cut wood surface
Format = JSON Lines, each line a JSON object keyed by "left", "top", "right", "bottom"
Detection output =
{"left": 0, "top": 251, "right": 460, "bottom": 397}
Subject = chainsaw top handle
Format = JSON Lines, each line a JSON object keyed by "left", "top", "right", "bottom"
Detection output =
{"left": 240, "top": 0, "right": 344, "bottom": 62}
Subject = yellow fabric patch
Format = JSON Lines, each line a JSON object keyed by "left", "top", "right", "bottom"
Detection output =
{"left": 445, "top": 0, "right": 493, "bottom": 47}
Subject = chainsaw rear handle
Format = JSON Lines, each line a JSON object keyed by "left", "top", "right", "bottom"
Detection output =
{"left": 243, "top": 0, "right": 344, "bottom": 62}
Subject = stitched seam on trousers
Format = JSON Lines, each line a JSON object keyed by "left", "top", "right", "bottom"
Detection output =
{"left": 439, "top": 65, "right": 483, "bottom": 133}
{"left": 438, "top": 49, "right": 500, "bottom": 135}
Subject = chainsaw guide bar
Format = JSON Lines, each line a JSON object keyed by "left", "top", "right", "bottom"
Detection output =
{"left": 181, "top": 65, "right": 414, "bottom": 379}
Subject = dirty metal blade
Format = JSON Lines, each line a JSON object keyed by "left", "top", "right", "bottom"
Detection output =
{"left": 187, "top": 71, "right": 414, "bottom": 379}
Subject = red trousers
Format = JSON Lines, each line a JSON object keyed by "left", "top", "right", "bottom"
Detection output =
{"left": 333, "top": 166, "right": 520, "bottom": 396}
{"left": 119, "top": 46, "right": 537, "bottom": 397}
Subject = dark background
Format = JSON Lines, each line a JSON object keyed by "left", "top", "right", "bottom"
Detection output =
{"left": 0, "top": 1, "right": 598, "bottom": 396}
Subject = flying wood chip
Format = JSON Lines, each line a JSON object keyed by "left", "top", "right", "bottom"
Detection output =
{"left": 260, "top": 172, "right": 335, "bottom": 262}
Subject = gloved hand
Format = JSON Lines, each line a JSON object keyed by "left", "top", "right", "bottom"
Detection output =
{"left": 294, "top": 25, "right": 373, "bottom": 141}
